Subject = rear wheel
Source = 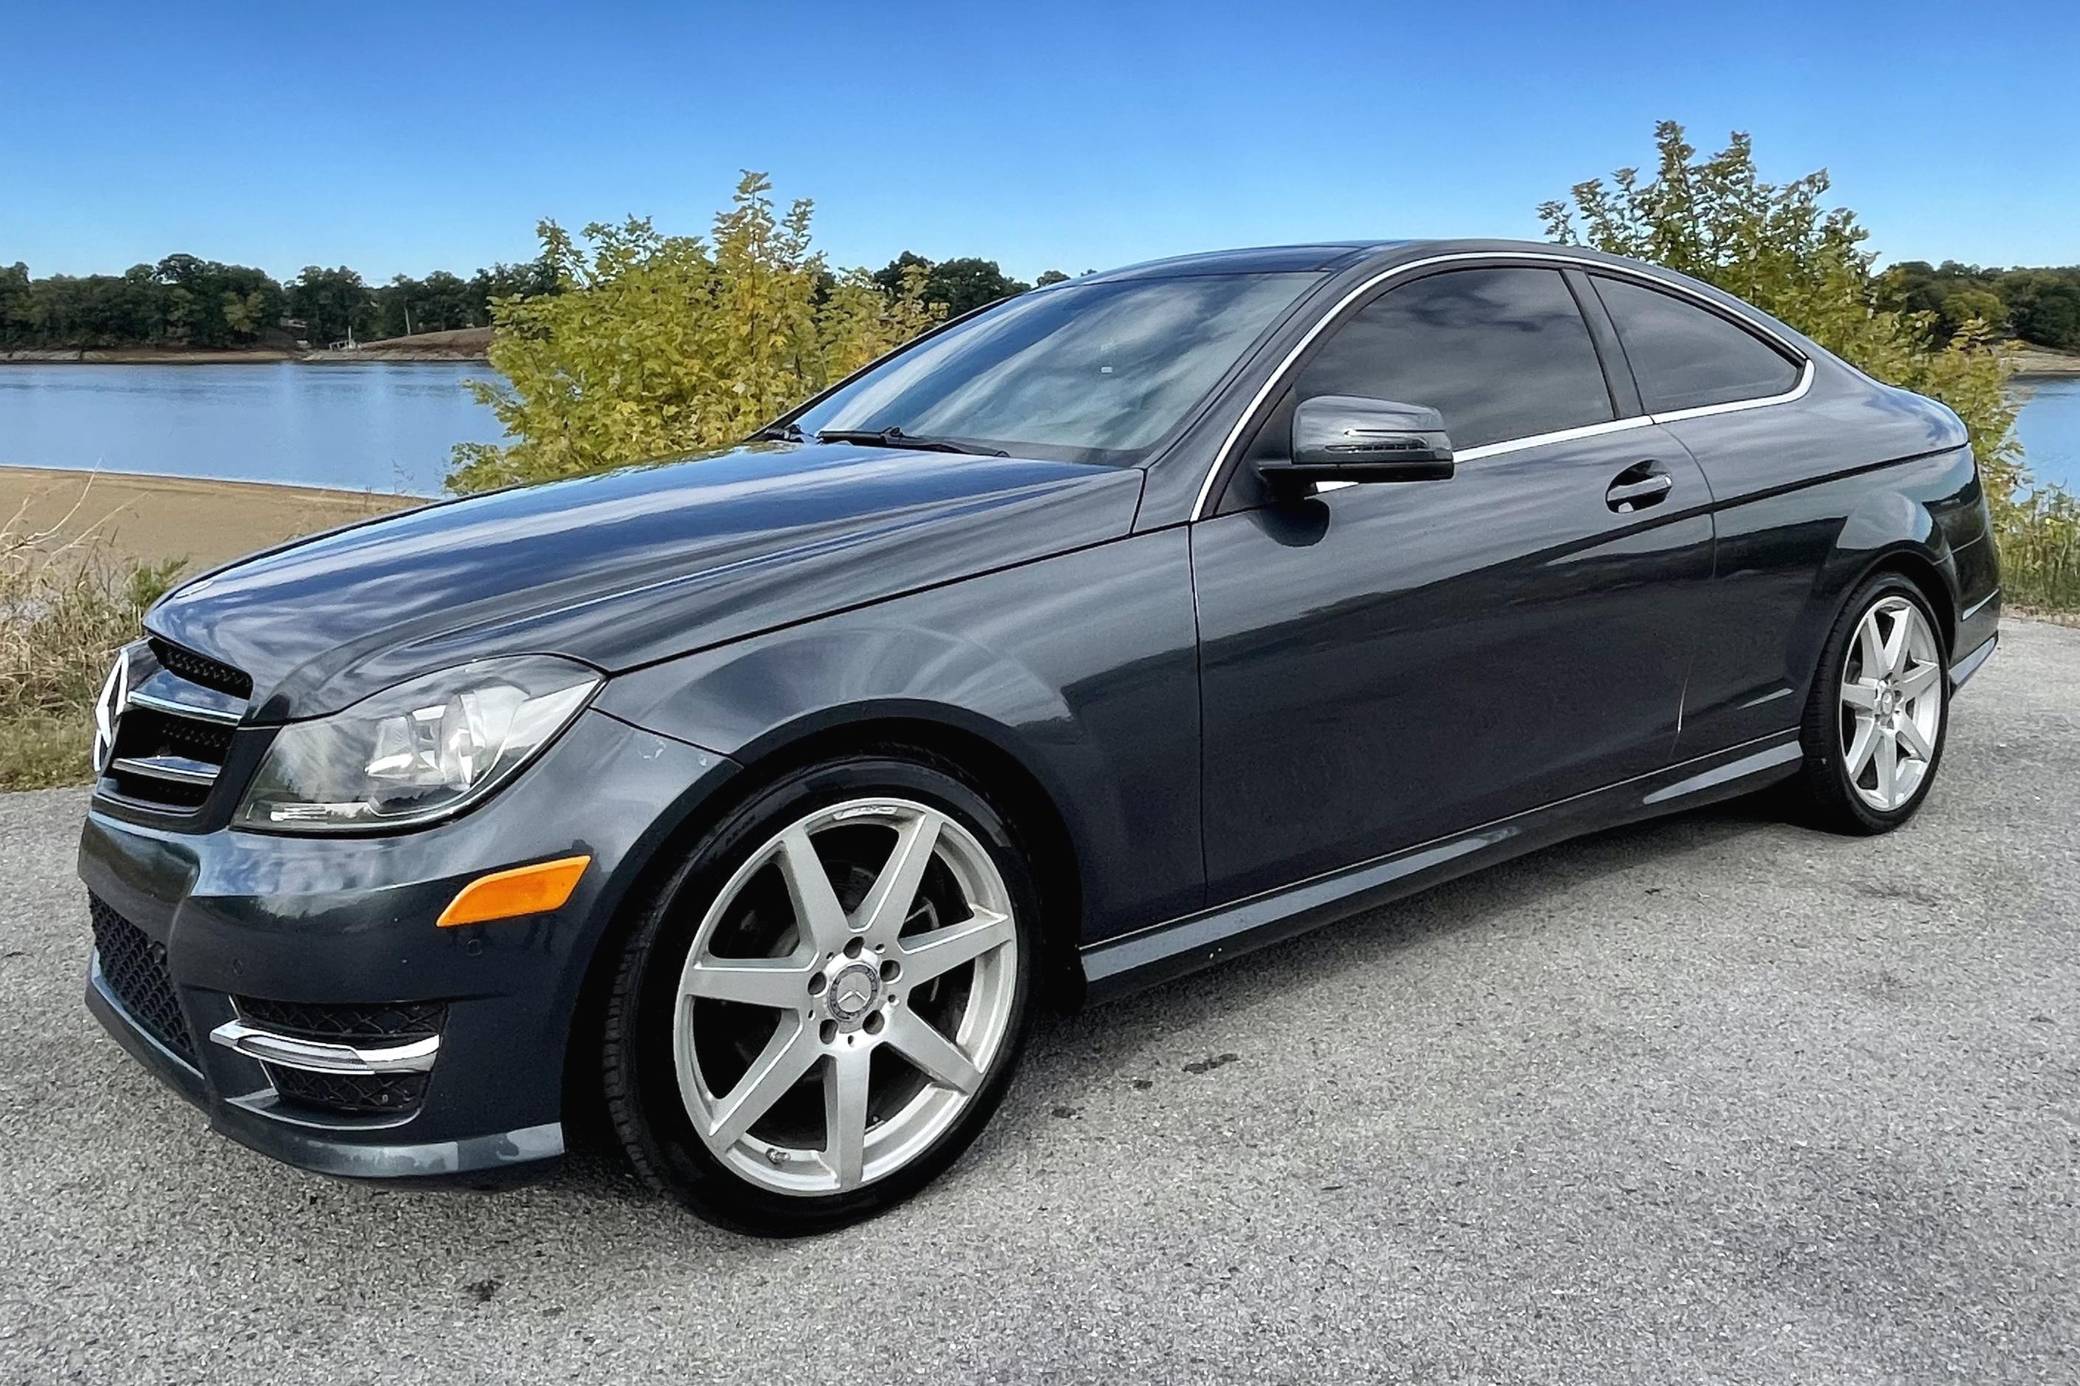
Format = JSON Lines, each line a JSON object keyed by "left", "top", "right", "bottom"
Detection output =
{"left": 1793, "top": 575, "right": 1949, "bottom": 835}
{"left": 602, "top": 754, "right": 1035, "bottom": 1235}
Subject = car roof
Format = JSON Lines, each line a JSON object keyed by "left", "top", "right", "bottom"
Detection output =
{"left": 1076, "top": 238, "right": 1643, "bottom": 283}
{"left": 1077, "top": 243, "right": 1404, "bottom": 281}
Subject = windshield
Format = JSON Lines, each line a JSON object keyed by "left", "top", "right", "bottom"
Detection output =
{"left": 790, "top": 272, "right": 1316, "bottom": 463}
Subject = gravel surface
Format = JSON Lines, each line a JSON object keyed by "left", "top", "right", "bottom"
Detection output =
{"left": 2, "top": 621, "right": 2075, "bottom": 1384}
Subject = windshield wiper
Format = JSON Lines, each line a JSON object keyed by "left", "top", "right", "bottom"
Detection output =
{"left": 815, "top": 426, "right": 1007, "bottom": 457}
{"left": 749, "top": 422, "right": 804, "bottom": 442}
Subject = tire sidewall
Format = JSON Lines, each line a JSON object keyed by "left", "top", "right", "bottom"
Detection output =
{"left": 609, "top": 755, "right": 1038, "bottom": 1235}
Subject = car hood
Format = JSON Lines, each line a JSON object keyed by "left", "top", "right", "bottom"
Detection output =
{"left": 147, "top": 442, "right": 1144, "bottom": 721}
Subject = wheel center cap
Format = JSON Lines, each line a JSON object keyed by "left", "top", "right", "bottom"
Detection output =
{"left": 826, "top": 962, "right": 881, "bottom": 1023}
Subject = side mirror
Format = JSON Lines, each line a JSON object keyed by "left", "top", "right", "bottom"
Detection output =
{"left": 1261, "top": 395, "right": 1456, "bottom": 487}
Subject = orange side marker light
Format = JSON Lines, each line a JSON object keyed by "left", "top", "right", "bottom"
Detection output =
{"left": 438, "top": 855, "right": 592, "bottom": 928}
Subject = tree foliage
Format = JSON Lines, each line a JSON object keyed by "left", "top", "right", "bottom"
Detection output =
{"left": 869, "top": 252, "right": 1060, "bottom": 317}
{"left": 1889, "top": 260, "right": 2080, "bottom": 351}
{"left": 1541, "top": 120, "right": 2077, "bottom": 610}
{"left": 447, "top": 173, "right": 941, "bottom": 494}
{"left": 0, "top": 255, "right": 285, "bottom": 350}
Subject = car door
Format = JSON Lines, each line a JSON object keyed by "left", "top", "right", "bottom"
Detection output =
{"left": 1577, "top": 272, "right": 1829, "bottom": 760}
{"left": 1191, "top": 262, "right": 1715, "bottom": 905}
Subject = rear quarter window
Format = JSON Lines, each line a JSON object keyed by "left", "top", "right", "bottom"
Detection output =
{"left": 1592, "top": 275, "right": 1802, "bottom": 413}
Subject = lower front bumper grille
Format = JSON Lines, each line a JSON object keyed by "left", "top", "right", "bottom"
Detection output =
{"left": 88, "top": 895, "right": 195, "bottom": 1065}
{"left": 214, "top": 997, "right": 448, "bottom": 1121}
{"left": 267, "top": 1067, "right": 432, "bottom": 1117}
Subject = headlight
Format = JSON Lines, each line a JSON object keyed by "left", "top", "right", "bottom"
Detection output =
{"left": 237, "top": 655, "right": 601, "bottom": 832}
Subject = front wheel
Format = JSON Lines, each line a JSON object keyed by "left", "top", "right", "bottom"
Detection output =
{"left": 1792, "top": 575, "right": 1949, "bottom": 835}
{"left": 602, "top": 754, "right": 1036, "bottom": 1235}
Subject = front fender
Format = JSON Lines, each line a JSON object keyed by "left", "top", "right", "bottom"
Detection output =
{"left": 593, "top": 530, "right": 1205, "bottom": 942}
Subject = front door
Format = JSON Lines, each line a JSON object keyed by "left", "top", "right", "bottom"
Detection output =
{"left": 1192, "top": 263, "right": 1715, "bottom": 904}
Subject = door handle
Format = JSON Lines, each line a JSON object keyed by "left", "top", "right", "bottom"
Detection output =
{"left": 1606, "top": 464, "right": 1673, "bottom": 514}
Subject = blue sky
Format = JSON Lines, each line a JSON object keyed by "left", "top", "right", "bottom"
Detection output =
{"left": 3, "top": 0, "right": 2074, "bottom": 282}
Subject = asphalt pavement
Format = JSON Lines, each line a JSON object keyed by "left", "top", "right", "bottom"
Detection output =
{"left": 2, "top": 620, "right": 2075, "bottom": 1384}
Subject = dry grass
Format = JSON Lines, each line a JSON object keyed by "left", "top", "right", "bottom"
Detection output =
{"left": 0, "top": 485, "right": 184, "bottom": 789}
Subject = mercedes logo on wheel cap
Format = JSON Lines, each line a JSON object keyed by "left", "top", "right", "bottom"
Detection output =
{"left": 91, "top": 648, "right": 131, "bottom": 778}
{"left": 826, "top": 963, "right": 881, "bottom": 1022}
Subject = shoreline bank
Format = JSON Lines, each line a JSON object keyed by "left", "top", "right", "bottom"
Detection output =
{"left": 0, "top": 466, "right": 421, "bottom": 569}
{"left": 0, "top": 347, "right": 488, "bottom": 365}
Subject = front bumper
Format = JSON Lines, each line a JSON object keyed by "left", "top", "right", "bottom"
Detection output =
{"left": 77, "top": 708, "right": 736, "bottom": 1180}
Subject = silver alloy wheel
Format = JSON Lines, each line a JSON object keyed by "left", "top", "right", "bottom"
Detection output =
{"left": 671, "top": 797, "right": 1018, "bottom": 1196}
{"left": 1839, "top": 595, "right": 1943, "bottom": 812}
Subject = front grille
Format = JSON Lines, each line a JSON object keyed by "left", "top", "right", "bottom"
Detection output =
{"left": 101, "top": 641, "right": 251, "bottom": 815}
{"left": 148, "top": 637, "right": 253, "bottom": 698}
{"left": 88, "top": 895, "right": 196, "bottom": 1065}
{"left": 235, "top": 998, "right": 447, "bottom": 1044}
{"left": 267, "top": 1067, "right": 431, "bottom": 1118}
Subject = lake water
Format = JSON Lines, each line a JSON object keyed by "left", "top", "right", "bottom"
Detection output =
{"left": 0, "top": 361, "right": 2077, "bottom": 498}
{"left": 0, "top": 362, "right": 503, "bottom": 496}
{"left": 2014, "top": 376, "right": 2080, "bottom": 496}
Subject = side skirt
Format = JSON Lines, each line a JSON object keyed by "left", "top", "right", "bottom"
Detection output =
{"left": 1078, "top": 731, "right": 1803, "bottom": 1003}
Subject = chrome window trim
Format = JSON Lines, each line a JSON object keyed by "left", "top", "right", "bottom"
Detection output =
{"left": 1646, "top": 358, "right": 1815, "bottom": 424}
{"left": 1189, "top": 250, "right": 1813, "bottom": 520}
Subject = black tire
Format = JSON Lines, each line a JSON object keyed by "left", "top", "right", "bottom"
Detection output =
{"left": 1791, "top": 573, "right": 1950, "bottom": 835}
{"left": 601, "top": 751, "right": 1038, "bottom": 1236}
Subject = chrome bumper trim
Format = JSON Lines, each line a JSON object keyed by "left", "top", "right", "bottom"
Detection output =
{"left": 209, "top": 1018, "right": 439, "bottom": 1075}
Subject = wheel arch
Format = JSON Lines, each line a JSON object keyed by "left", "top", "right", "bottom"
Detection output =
{"left": 1854, "top": 547, "right": 1958, "bottom": 657}
{"left": 559, "top": 704, "right": 1089, "bottom": 1149}
{"left": 716, "top": 706, "right": 1088, "bottom": 1011}
{"left": 1798, "top": 491, "right": 1961, "bottom": 704}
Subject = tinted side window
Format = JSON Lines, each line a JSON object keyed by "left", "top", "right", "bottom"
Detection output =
{"left": 1592, "top": 275, "right": 1801, "bottom": 413}
{"left": 1294, "top": 267, "right": 1614, "bottom": 450}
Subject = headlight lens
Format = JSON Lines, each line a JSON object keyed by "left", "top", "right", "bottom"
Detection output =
{"left": 237, "top": 656, "right": 600, "bottom": 832}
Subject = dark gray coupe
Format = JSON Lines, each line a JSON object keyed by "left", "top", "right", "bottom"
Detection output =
{"left": 80, "top": 240, "right": 1999, "bottom": 1233}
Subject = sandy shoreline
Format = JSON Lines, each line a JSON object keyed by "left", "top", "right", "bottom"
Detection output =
{"left": 2009, "top": 346, "right": 2080, "bottom": 378}
{"left": 0, "top": 466, "right": 421, "bottom": 570}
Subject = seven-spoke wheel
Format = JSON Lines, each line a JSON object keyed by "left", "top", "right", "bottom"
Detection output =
{"left": 604, "top": 756, "right": 1035, "bottom": 1234}
{"left": 1796, "top": 575, "right": 1949, "bottom": 834}
{"left": 673, "top": 798, "right": 1018, "bottom": 1196}
{"left": 1838, "top": 595, "right": 1943, "bottom": 812}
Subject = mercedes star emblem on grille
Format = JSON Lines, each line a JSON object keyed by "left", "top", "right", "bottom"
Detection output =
{"left": 91, "top": 647, "right": 130, "bottom": 778}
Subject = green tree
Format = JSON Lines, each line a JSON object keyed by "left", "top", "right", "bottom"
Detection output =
{"left": 288, "top": 266, "right": 375, "bottom": 346}
{"left": 1541, "top": 120, "right": 2076, "bottom": 609}
{"left": 1940, "top": 287, "right": 2007, "bottom": 336}
{"left": 872, "top": 252, "right": 1030, "bottom": 315}
{"left": 449, "top": 172, "right": 941, "bottom": 493}
{"left": 2015, "top": 283, "right": 2080, "bottom": 351}
{"left": 1034, "top": 269, "right": 1071, "bottom": 287}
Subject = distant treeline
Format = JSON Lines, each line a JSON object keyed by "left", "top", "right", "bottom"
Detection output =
{"left": 0, "top": 249, "right": 1067, "bottom": 353}
{"left": 0, "top": 255, "right": 560, "bottom": 351}
{"left": 1888, "top": 261, "right": 2080, "bottom": 352}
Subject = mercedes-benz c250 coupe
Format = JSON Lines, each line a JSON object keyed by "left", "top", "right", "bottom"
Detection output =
{"left": 80, "top": 240, "right": 2001, "bottom": 1234}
